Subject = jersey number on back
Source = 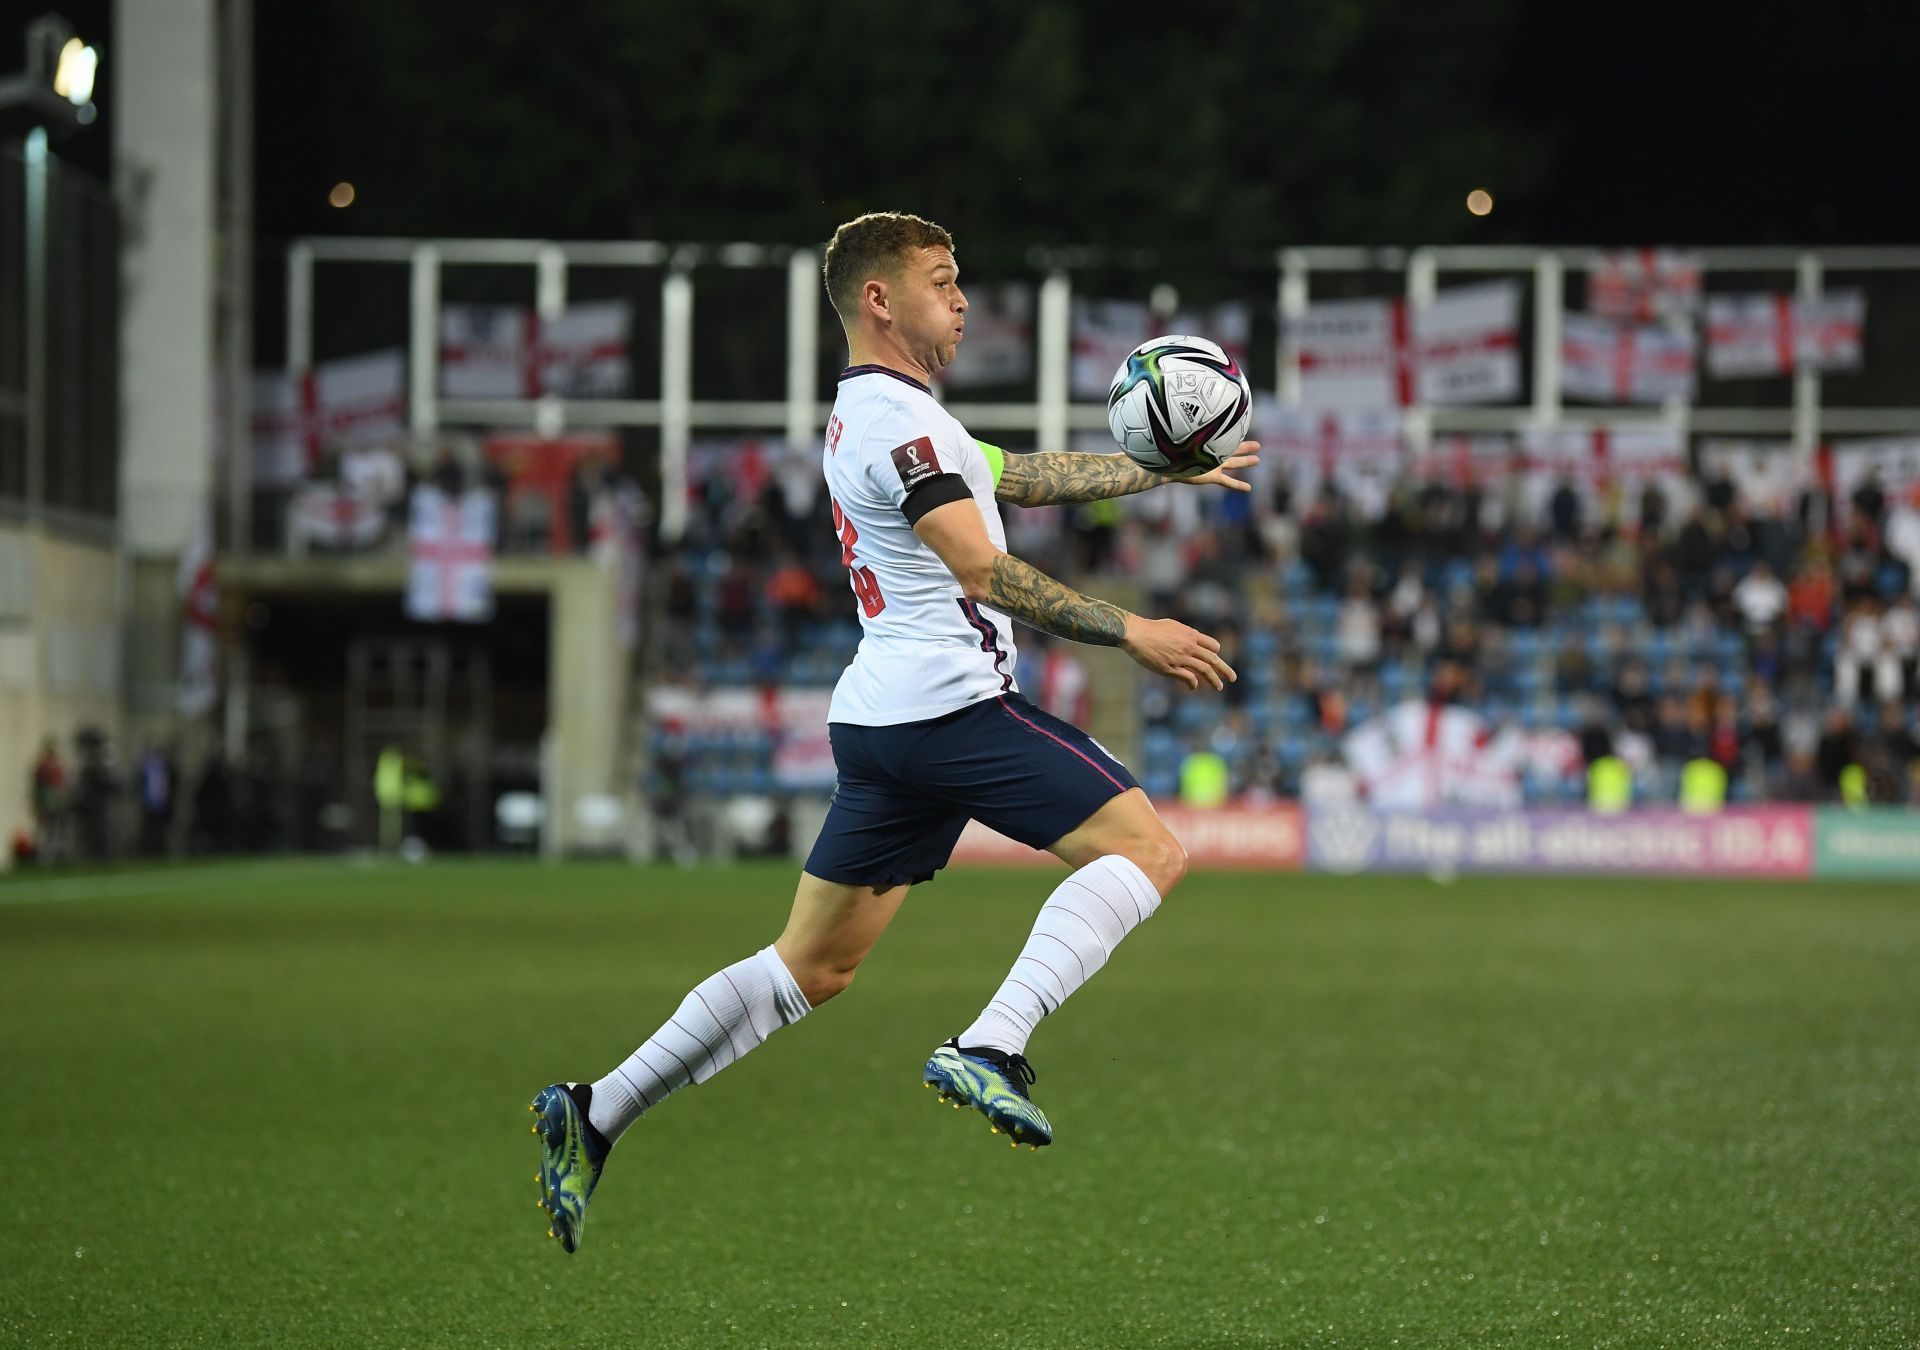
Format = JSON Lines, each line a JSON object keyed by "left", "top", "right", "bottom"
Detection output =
{"left": 831, "top": 498, "right": 886, "bottom": 618}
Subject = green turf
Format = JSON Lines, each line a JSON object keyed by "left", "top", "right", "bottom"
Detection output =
{"left": 1, "top": 860, "right": 1915, "bottom": 1348}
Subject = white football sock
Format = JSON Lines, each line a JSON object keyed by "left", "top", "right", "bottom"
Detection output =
{"left": 957, "top": 853, "right": 1162, "bottom": 1057}
{"left": 589, "top": 945, "right": 811, "bottom": 1143}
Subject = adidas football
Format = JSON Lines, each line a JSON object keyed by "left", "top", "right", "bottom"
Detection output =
{"left": 1106, "top": 335, "right": 1253, "bottom": 476}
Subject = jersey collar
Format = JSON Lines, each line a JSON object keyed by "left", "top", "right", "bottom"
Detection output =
{"left": 839, "top": 364, "right": 932, "bottom": 395}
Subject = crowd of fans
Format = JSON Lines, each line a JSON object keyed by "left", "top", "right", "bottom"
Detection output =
{"left": 1139, "top": 462, "right": 1920, "bottom": 805}
{"left": 657, "top": 436, "right": 1920, "bottom": 809}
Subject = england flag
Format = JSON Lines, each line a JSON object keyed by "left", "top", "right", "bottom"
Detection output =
{"left": 252, "top": 349, "right": 407, "bottom": 485}
{"left": 406, "top": 485, "right": 498, "bottom": 623}
{"left": 1560, "top": 313, "right": 1697, "bottom": 404}
{"left": 1292, "top": 281, "right": 1521, "bottom": 410}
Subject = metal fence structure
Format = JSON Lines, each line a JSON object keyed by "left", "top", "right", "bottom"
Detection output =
{"left": 275, "top": 237, "right": 1920, "bottom": 546}
{"left": 0, "top": 133, "right": 120, "bottom": 530}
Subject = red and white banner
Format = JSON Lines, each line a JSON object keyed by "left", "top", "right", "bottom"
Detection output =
{"left": 1293, "top": 281, "right": 1520, "bottom": 410}
{"left": 1519, "top": 425, "right": 1691, "bottom": 525}
{"left": 1698, "top": 440, "right": 1806, "bottom": 516}
{"left": 1413, "top": 434, "right": 1516, "bottom": 491}
{"left": 440, "top": 300, "right": 631, "bottom": 399}
{"left": 1705, "top": 291, "right": 1866, "bottom": 378}
{"left": 252, "top": 349, "right": 406, "bottom": 485}
{"left": 1344, "top": 701, "right": 1532, "bottom": 812}
{"left": 952, "top": 802, "right": 1304, "bottom": 869}
{"left": 1560, "top": 313, "right": 1697, "bottom": 404}
{"left": 1586, "top": 249, "right": 1703, "bottom": 322}
{"left": 175, "top": 516, "right": 218, "bottom": 718}
{"left": 290, "top": 486, "right": 388, "bottom": 552}
{"left": 406, "top": 486, "right": 497, "bottom": 623}
{"left": 1069, "top": 299, "right": 1251, "bottom": 400}
{"left": 1255, "top": 399, "right": 1402, "bottom": 520}
{"left": 1828, "top": 438, "right": 1920, "bottom": 523}
{"left": 941, "top": 283, "right": 1033, "bottom": 389}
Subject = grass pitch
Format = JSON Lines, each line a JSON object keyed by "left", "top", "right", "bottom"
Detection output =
{"left": 1, "top": 860, "right": 1915, "bottom": 1348}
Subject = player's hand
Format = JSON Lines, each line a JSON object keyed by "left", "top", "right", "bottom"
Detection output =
{"left": 1121, "top": 615, "right": 1237, "bottom": 692}
{"left": 1171, "top": 441, "right": 1260, "bottom": 493}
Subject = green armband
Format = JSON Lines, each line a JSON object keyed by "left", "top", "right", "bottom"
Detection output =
{"left": 974, "top": 439, "right": 1005, "bottom": 487}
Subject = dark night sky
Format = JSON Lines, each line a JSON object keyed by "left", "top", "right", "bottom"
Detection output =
{"left": 21, "top": 1, "right": 1920, "bottom": 248}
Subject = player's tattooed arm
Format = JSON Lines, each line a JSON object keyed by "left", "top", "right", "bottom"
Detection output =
{"left": 993, "top": 451, "right": 1163, "bottom": 507}
{"left": 985, "top": 553, "right": 1129, "bottom": 645}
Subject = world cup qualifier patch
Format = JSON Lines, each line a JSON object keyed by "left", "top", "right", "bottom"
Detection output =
{"left": 890, "top": 436, "right": 943, "bottom": 490}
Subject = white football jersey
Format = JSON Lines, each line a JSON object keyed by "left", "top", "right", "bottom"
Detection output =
{"left": 822, "top": 365, "right": 1019, "bottom": 725}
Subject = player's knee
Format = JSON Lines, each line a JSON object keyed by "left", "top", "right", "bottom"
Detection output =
{"left": 1130, "top": 832, "right": 1187, "bottom": 897}
{"left": 794, "top": 958, "right": 857, "bottom": 1007}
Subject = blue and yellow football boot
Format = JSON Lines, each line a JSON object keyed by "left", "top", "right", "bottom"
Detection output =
{"left": 528, "top": 1083, "right": 611, "bottom": 1253}
{"left": 923, "top": 1039, "right": 1053, "bottom": 1149}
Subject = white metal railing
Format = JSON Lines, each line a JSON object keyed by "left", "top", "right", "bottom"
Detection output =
{"left": 283, "top": 238, "right": 1920, "bottom": 541}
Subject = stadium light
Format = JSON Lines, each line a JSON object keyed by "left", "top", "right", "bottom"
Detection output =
{"left": 53, "top": 35, "right": 97, "bottom": 106}
{"left": 0, "top": 13, "right": 101, "bottom": 134}
{"left": 1466, "top": 189, "right": 1494, "bottom": 217}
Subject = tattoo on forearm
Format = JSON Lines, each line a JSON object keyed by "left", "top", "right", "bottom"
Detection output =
{"left": 994, "top": 450, "right": 1162, "bottom": 507}
{"left": 986, "top": 554, "right": 1129, "bottom": 646}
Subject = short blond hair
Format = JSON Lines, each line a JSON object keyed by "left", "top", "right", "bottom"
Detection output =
{"left": 822, "top": 212, "right": 954, "bottom": 324}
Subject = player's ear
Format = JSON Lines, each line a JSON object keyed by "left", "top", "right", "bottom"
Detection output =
{"left": 863, "top": 278, "right": 890, "bottom": 323}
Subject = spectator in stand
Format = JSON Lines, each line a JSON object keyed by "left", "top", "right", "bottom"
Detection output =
{"left": 1731, "top": 559, "right": 1788, "bottom": 638}
{"left": 1777, "top": 747, "right": 1823, "bottom": 802}
{"left": 1595, "top": 526, "right": 1641, "bottom": 596}
{"left": 1298, "top": 488, "right": 1352, "bottom": 592}
{"left": 1555, "top": 637, "right": 1596, "bottom": 697}
{"left": 717, "top": 558, "right": 757, "bottom": 630}
{"left": 1685, "top": 669, "right": 1722, "bottom": 727}
{"left": 1834, "top": 600, "right": 1887, "bottom": 707}
{"left": 1335, "top": 577, "right": 1382, "bottom": 674}
{"left": 1787, "top": 557, "right": 1835, "bottom": 629}
{"left": 1301, "top": 662, "right": 1349, "bottom": 737}
{"left": 1547, "top": 477, "right": 1583, "bottom": 541}
{"left": 1815, "top": 709, "right": 1858, "bottom": 799}
{"left": 1674, "top": 507, "right": 1717, "bottom": 593}
{"left": 1705, "top": 563, "right": 1740, "bottom": 630}
{"left": 763, "top": 550, "right": 823, "bottom": 649}
{"left": 1638, "top": 482, "right": 1670, "bottom": 538}
{"left": 1742, "top": 685, "right": 1784, "bottom": 777}
{"left": 1644, "top": 559, "right": 1685, "bottom": 628}
{"left": 1885, "top": 484, "right": 1920, "bottom": 599}
{"left": 1883, "top": 597, "right": 1919, "bottom": 702}
{"left": 1384, "top": 562, "right": 1426, "bottom": 653}
{"left": 1851, "top": 470, "right": 1887, "bottom": 530}
{"left": 1868, "top": 702, "right": 1920, "bottom": 803}
{"left": 1610, "top": 659, "right": 1654, "bottom": 726}
{"left": 1709, "top": 700, "right": 1741, "bottom": 771}
{"left": 1836, "top": 523, "right": 1882, "bottom": 604}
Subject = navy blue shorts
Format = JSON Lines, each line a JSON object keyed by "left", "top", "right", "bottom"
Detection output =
{"left": 804, "top": 692, "right": 1140, "bottom": 889}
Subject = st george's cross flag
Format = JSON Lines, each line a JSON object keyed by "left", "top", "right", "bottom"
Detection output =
{"left": 1586, "top": 249, "right": 1703, "bottom": 323}
{"left": 1705, "top": 291, "right": 1866, "bottom": 378}
{"left": 1292, "top": 281, "right": 1521, "bottom": 410}
{"left": 1068, "top": 298, "right": 1252, "bottom": 400}
{"left": 252, "top": 349, "right": 406, "bottom": 485}
{"left": 406, "top": 485, "right": 497, "bottom": 623}
{"left": 439, "top": 300, "right": 632, "bottom": 399}
{"left": 1560, "top": 313, "right": 1698, "bottom": 404}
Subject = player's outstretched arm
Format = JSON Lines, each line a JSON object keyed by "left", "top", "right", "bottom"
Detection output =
{"left": 992, "top": 443, "right": 1260, "bottom": 508}
{"left": 914, "top": 499, "right": 1235, "bottom": 691}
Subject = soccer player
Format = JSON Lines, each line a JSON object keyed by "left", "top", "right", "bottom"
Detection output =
{"left": 531, "top": 211, "right": 1259, "bottom": 1252}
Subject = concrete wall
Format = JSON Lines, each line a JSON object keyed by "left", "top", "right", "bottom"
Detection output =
{"left": 0, "top": 524, "right": 123, "bottom": 859}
